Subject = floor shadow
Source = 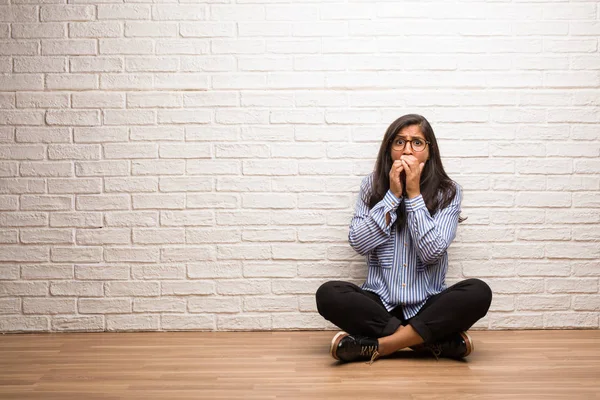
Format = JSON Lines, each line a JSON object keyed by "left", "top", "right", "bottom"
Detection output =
{"left": 329, "top": 350, "right": 470, "bottom": 366}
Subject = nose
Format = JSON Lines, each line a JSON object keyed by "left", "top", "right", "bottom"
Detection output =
{"left": 402, "top": 141, "right": 413, "bottom": 155}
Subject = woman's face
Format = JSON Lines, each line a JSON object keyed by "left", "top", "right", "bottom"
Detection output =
{"left": 390, "top": 124, "right": 430, "bottom": 164}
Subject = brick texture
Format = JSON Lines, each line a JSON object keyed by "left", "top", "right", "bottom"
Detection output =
{"left": 0, "top": 1, "right": 598, "bottom": 332}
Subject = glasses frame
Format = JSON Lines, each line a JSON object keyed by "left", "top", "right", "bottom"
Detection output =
{"left": 391, "top": 138, "right": 431, "bottom": 153}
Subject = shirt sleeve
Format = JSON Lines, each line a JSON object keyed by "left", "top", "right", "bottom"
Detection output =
{"left": 404, "top": 183, "right": 462, "bottom": 265}
{"left": 348, "top": 175, "right": 402, "bottom": 256}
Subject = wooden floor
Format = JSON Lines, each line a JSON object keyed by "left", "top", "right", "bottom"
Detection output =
{"left": 0, "top": 330, "right": 599, "bottom": 400}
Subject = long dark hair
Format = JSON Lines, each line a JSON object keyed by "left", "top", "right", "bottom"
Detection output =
{"left": 368, "top": 114, "right": 464, "bottom": 227}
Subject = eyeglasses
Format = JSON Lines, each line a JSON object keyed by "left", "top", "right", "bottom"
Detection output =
{"left": 391, "top": 138, "right": 430, "bottom": 152}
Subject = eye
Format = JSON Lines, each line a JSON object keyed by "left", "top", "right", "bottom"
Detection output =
{"left": 394, "top": 138, "right": 405, "bottom": 145}
{"left": 413, "top": 139, "right": 423, "bottom": 146}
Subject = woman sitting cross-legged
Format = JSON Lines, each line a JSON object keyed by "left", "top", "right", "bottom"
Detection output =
{"left": 316, "top": 114, "right": 492, "bottom": 364}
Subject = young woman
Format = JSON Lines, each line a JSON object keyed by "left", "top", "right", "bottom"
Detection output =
{"left": 316, "top": 114, "right": 492, "bottom": 364}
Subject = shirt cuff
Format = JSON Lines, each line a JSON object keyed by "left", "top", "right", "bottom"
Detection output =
{"left": 404, "top": 194, "right": 426, "bottom": 212}
{"left": 383, "top": 190, "right": 402, "bottom": 210}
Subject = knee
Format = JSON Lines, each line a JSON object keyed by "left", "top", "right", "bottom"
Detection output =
{"left": 315, "top": 281, "right": 343, "bottom": 316}
{"left": 315, "top": 281, "right": 338, "bottom": 307}
{"left": 465, "top": 278, "right": 493, "bottom": 314}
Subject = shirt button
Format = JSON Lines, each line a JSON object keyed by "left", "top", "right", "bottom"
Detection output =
{"left": 403, "top": 263, "right": 407, "bottom": 267}
{"left": 404, "top": 243, "right": 408, "bottom": 247}
{"left": 402, "top": 283, "right": 406, "bottom": 287}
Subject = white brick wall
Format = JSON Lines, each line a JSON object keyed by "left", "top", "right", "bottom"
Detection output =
{"left": 0, "top": 1, "right": 598, "bottom": 333}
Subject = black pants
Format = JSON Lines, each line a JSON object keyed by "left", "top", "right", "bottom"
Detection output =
{"left": 315, "top": 278, "right": 492, "bottom": 344}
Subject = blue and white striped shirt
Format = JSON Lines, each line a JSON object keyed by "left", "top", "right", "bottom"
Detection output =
{"left": 349, "top": 173, "right": 462, "bottom": 320}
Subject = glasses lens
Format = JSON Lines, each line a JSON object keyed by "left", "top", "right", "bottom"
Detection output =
{"left": 413, "top": 141, "right": 425, "bottom": 152}
{"left": 393, "top": 139, "right": 405, "bottom": 149}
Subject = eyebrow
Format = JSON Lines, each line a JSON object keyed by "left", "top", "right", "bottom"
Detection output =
{"left": 395, "top": 134, "right": 426, "bottom": 140}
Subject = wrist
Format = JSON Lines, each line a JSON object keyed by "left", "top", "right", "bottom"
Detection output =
{"left": 388, "top": 187, "right": 402, "bottom": 199}
{"left": 407, "top": 190, "right": 420, "bottom": 199}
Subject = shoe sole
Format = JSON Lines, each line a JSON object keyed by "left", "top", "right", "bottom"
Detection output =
{"left": 330, "top": 331, "right": 348, "bottom": 361}
{"left": 460, "top": 331, "right": 474, "bottom": 357}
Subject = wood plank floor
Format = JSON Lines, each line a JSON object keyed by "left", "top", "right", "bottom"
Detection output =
{"left": 1, "top": 330, "right": 599, "bottom": 399}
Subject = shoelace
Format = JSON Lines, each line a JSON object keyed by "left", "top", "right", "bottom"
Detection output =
{"left": 360, "top": 345, "right": 377, "bottom": 356}
{"left": 367, "top": 350, "right": 380, "bottom": 365}
{"left": 427, "top": 343, "right": 442, "bottom": 360}
{"left": 359, "top": 345, "right": 379, "bottom": 365}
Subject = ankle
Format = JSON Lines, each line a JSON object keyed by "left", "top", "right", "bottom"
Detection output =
{"left": 376, "top": 339, "right": 395, "bottom": 357}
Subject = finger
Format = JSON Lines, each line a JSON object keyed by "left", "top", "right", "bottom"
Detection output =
{"left": 405, "top": 158, "right": 419, "bottom": 170}
{"left": 419, "top": 162, "right": 425, "bottom": 174}
{"left": 401, "top": 159, "right": 412, "bottom": 173}
{"left": 390, "top": 164, "right": 402, "bottom": 179}
{"left": 406, "top": 156, "right": 419, "bottom": 167}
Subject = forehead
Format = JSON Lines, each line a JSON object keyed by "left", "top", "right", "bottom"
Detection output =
{"left": 395, "top": 125, "right": 425, "bottom": 138}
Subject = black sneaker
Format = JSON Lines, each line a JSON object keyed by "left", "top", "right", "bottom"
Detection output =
{"left": 411, "top": 331, "right": 473, "bottom": 360}
{"left": 330, "top": 331, "right": 380, "bottom": 363}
